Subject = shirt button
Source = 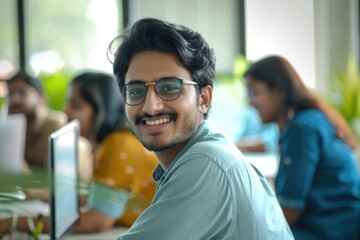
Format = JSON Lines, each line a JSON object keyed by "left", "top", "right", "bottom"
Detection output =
{"left": 284, "top": 157, "right": 292, "bottom": 165}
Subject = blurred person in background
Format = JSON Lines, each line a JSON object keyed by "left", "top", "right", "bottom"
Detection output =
{"left": 244, "top": 55, "right": 360, "bottom": 240}
{"left": 64, "top": 71, "right": 158, "bottom": 232}
{"left": 0, "top": 70, "right": 158, "bottom": 235}
{"left": 234, "top": 106, "right": 279, "bottom": 153}
{"left": 3, "top": 69, "right": 91, "bottom": 200}
{"left": 6, "top": 70, "right": 67, "bottom": 169}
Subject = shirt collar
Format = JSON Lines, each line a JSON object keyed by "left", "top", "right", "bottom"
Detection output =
{"left": 152, "top": 122, "right": 211, "bottom": 182}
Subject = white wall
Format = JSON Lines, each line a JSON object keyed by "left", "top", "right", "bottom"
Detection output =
{"left": 128, "top": 0, "right": 239, "bottom": 75}
{"left": 314, "top": 0, "right": 359, "bottom": 93}
{"left": 245, "top": 0, "right": 316, "bottom": 88}
{"left": 245, "top": 0, "right": 359, "bottom": 92}
{"left": 127, "top": 0, "right": 358, "bottom": 91}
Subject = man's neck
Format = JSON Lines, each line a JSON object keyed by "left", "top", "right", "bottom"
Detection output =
{"left": 155, "top": 141, "right": 187, "bottom": 170}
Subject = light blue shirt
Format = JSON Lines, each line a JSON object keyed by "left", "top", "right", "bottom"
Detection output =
{"left": 118, "top": 122, "right": 293, "bottom": 240}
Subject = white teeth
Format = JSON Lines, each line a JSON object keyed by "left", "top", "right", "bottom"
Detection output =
{"left": 146, "top": 118, "right": 170, "bottom": 126}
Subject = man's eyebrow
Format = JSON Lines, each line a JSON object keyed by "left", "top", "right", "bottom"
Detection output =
{"left": 126, "top": 80, "right": 145, "bottom": 84}
{"left": 127, "top": 76, "right": 180, "bottom": 83}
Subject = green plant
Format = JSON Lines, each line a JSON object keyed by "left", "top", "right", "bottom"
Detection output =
{"left": 0, "top": 167, "right": 49, "bottom": 206}
{"left": 209, "top": 55, "right": 250, "bottom": 140}
{"left": 38, "top": 68, "right": 72, "bottom": 111}
{"left": 326, "top": 56, "right": 360, "bottom": 144}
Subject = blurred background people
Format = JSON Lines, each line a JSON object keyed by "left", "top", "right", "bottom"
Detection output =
{"left": 64, "top": 71, "right": 158, "bottom": 232}
{"left": 0, "top": 70, "right": 158, "bottom": 236}
{"left": 6, "top": 70, "right": 67, "bottom": 169}
{"left": 234, "top": 106, "right": 279, "bottom": 153}
{"left": 244, "top": 55, "right": 360, "bottom": 240}
{"left": 207, "top": 55, "right": 279, "bottom": 155}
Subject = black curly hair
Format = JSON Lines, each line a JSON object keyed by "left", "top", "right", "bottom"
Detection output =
{"left": 107, "top": 18, "right": 216, "bottom": 119}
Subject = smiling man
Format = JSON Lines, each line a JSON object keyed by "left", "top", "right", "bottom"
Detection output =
{"left": 108, "top": 18, "right": 294, "bottom": 239}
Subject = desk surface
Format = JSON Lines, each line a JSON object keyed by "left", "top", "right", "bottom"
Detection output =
{"left": 1, "top": 200, "right": 128, "bottom": 240}
{"left": 39, "top": 227, "right": 128, "bottom": 240}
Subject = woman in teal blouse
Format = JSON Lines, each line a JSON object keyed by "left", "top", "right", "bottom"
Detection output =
{"left": 244, "top": 55, "right": 360, "bottom": 240}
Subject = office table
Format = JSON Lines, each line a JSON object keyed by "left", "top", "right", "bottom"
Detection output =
{"left": 1, "top": 200, "right": 128, "bottom": 240}
{"left": 39, "top": 227, "right": 128, "bottom": 240}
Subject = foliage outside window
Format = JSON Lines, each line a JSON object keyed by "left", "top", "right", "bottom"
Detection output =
{"left": 326, "top": 56, "right": 360, "bottom": 145}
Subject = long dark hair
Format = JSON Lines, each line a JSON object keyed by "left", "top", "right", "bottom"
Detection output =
{"left": 70, "top": 71, "right": 126, "bottom": 142}
{"left": 245, "top": 55, "right": 357, "bottom": 149}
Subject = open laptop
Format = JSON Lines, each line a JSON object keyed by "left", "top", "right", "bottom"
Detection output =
{"left": 0, "top": 113, "right": 26, "bottom": 174}
{"left": 48, "top": 120, "right": 80, "bottom": 240}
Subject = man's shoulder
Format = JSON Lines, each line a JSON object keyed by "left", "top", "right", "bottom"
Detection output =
{"left": 30, "top": 107, "right": 67, "bottom": 135}
{"left": 191, "top": 131, "right": 240, "bottom": 157}
{"left": 45, "top": 108, "right": 67, "bottom": 127}
{"left": 183, "top": 135, "right": 245, "bottom": 173}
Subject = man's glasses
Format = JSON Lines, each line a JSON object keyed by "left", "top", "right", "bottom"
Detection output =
{"left": 121, "top": 78, "right": 198, "bottom": 106}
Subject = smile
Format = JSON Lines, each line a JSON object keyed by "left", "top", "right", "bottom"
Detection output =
{"left": 145, "top": 117, "right": 171, "bottom": 126}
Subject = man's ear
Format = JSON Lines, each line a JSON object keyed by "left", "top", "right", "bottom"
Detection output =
{"left": 199, "top": 85, "right": 212, "bottom": 115}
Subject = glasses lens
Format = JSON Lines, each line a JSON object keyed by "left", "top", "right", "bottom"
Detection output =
{"left": 156, "top": 78, "right": 181, "bottom": 101}
{"left": 123, "top": 83, "right": 146, "bottom": 105}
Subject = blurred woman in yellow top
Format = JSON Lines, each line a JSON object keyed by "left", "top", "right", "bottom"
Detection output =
{"left": 64, "top": 71, "right": 158, "bottom": 232}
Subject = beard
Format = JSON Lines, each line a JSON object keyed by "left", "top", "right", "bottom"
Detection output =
{"left": 141, "top": 136, "right": 182, "bottom": 152}
{"left": 126, "top": 112, "right": 199, "bottom": 152}
{"left": 9, "top": 104, "right": 37, "bottom": 120}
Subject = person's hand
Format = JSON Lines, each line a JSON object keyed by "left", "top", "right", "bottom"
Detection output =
{"left": 25, "top": 188, "right": 49, "bottom": 202}
{"left": 22, "top": 161, "right": 32, "bottom": 175}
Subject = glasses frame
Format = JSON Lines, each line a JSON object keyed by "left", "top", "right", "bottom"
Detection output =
{"left": 121, "top": 78, "right": 198, "bottom": 106}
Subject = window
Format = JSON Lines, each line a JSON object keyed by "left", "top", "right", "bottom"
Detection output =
{"left": 3, "top": 0, "right": 122, "bottom": 75}
{"left": 0, "top": 0, "right": 18, "bottom": 78}
{"left": 26, "top": 0, "right": 122, "bottom": 74}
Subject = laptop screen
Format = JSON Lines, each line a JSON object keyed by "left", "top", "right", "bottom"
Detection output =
{"left": 48, "top": 120, "right": 80, "bottom": 239}
{"left": 0, "top": 114, "right": 26, "bottom": 175}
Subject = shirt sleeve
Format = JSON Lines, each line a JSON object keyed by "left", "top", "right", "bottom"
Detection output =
{"left": 276, "top": 123, "right": 321, "bottom": 210}
{"left": 88, "top": 181, "right": 130, "bottom": 218}
{"left": 94, "top": 133, "right": 138, "bottom": 189}
{"left": 118, "top": 154, "right": 236, "bottom": 240}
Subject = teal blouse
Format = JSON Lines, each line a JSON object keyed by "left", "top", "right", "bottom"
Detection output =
{"left": 277, "top": 109, "right": 360, "bottom": 240}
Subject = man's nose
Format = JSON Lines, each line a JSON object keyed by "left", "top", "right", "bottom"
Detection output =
{"left": 142, "top": 86, "right": 163, "bottom": 114}
{"left": 8, "top": 92, "right": 22, "bottom": 103}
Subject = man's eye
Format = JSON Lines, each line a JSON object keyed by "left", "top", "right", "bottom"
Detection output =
{"left": 130, "top": 88, "right": 145, "bottom": 96}
{"left": 67, "top": 100, "right": 81, "bottom": 109}
{"left": 160, "top": 84, "right": 179, "bottom": 92}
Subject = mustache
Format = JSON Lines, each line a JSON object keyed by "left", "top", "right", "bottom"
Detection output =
{"left": 135, "top": 112, "right": 177, "bottom": 125}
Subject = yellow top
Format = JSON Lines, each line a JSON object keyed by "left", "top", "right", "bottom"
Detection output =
{"left": 93, "top": 130, "right": 158, "bottom": 227}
